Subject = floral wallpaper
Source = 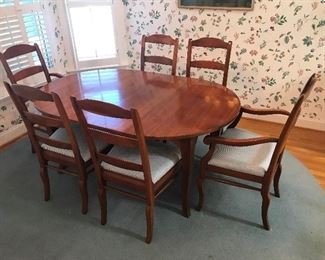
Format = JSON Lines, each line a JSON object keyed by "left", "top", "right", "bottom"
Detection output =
{"left": 123, "top": 0, "right": 325, "bottom": 124}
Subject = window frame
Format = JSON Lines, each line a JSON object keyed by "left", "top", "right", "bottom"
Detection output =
{"left": 62, "top": 0, "right": 128, "bottom": 70}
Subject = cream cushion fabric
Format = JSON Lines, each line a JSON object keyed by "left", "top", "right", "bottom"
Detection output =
{"left": 208, "top": 128, "right": 276, "bottom": 177}
{"left": 101, "top": 141, "right": 181, "bottom": 184}
{"left": 41, "top": 124, "right": 107, "bottom": 161}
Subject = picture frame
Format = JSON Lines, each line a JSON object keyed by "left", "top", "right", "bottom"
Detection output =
{"left": 178, "top": 0, "right": 254, "bottom": 10}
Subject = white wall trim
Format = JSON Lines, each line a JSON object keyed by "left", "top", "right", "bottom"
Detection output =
{"left": 243, "top": 113, "right": 325, "bottom": 132}
{"left": 0, "top": 124, "right": 26, "bottom": 148}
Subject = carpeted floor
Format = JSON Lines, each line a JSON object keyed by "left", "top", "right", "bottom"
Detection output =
{"left": 0, "top": 137, "right": 324, "bottom": 260}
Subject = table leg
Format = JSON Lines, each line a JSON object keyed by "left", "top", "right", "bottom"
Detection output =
{"left": 179, "top": 137, "right": 197, "bottom": 218}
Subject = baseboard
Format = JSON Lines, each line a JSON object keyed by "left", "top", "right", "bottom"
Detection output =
{"left": 243, "top": 114, "right": 325, "bottom": 132}
{"left": 0, "top": 124, "right": 27, "bottom": 148}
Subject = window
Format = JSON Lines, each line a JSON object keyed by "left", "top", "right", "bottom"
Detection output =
{"left": 65, "top": 0, "right": 127, "bottom": 69}
{"left": 0, "top": 0, "right": 53, "bottom": 98}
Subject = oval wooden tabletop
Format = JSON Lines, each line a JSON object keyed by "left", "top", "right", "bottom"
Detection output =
{"left": 35, "top": 69, "right": 241, "bottom": 140}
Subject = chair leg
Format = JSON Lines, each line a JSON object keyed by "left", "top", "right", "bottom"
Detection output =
{"left": 31, "top": 143, "right": 35, "bottom": 154}
{"left": 40, "top": 166, "right": 50, "bottom": 201}
{"left": 196, "top": 163, "right": 207, "bottom": 211}
{"left": 98, "top": 188, "right": 107, "bottom": 225}
{"left": 273, "top": 164, "right": 282, "bottom": 198}
{"left": 79, "top": 179, "right": 88, "bottom": 215}
{"left": 261, "top": 189, "right": 271, "bottom": 230}
{"left": 145, "top": 203, "right": 154, "bottom": 244}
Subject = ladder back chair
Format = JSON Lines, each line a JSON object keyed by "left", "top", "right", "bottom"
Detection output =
{"left": 196, "top": 74, "right": 316, "bottom": 230}
{"left": 71, "top": 97, "right": 182, "bottom": 243}
{"left": 0, "top": 43, "right": 63, "bottom": 84}
{"left": 141, "top": 34, "right": 179, "bottom": 76}
{"left": 5, "top": 83, "right": 108, "bottom": 214}
{"left": 1, "top": 44, "right": 63, "bottom": 152}
{"left": 186, "top": 37, "right": 232, "bottom": 87}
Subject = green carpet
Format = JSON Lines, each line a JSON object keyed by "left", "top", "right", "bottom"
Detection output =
{"left": 0, "top": 137, "right": 324, "bottom": 259}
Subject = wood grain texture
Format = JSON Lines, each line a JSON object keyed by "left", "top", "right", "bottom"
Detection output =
{"left": 35, "top": 69, "right": 240, "bottom": 140}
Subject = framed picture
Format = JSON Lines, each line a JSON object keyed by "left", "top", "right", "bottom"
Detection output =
{"left": 178, "top": 0, "right": 254, "bottom": 10}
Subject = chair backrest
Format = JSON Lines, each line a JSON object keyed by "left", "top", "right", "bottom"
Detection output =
{"left": 0, "top": 43, "right": 51, "bottom": 84}
{"left": 267, "top": 74, "right": 317, "bottom": 178}
{"left": 186, "top": 37, "right": 232, "bottom": 87}
{"left": 141, "top": 34, "right": 179, "bottom": 76}
{"left": 71, "top": 97, "right": 153, "bottom": 186}
{"left": 4, "top": 82, "right": 83, "bottom": 164}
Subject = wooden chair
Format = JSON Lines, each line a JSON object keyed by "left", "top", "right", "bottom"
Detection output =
{"left": 0, "top": 43, "right": 63, "bottom": 84}
{"left": 71, "top": 97, "right": 182, "bottom": 243}
{"left": 4, "top": 83, "right": 108, "bottom": 214}
{"left": 141, "top": 34, "right": 179, "bottom": 76}
{"left": 196, "top": 74, "right": 316, "bottom": 230}
{"left": 186, "top": 37, "right": 232, "bottom": 87}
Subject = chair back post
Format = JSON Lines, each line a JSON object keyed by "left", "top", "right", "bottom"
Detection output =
{"left": 34, "top": 43, "right": 51, "bottom": 83}
{"left": 186, "top": 39, "right": 193, "bottom": 78}
{"left": 171, "top": 38, "right": 179, "bottom": 76}
{"left": 131, "top": 108, "right": 153, "bottom": 195}
{"left": 301, "top": 73, "right": 316, "bottom": 97}
{"left": 140, "top": 35, "right": 146, "bottom": 72}
{"left": 70, "top": 97, "right": 104, "bottom": 187}
{"left": 52, "top": 93, "right": 84, "bottom": 165}
{"left": 265, "top": 74, "right": 317, "bottom": 183}
{"left": 10, "top": 84, "right": 54, "bottom": 163}
{"left": 0, "top": 53, "right": 16, "bottom": 83}
{"left": 223, "top": 41, "right": 232, "bottom": 86}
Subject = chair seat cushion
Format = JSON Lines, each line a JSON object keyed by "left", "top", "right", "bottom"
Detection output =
{"left": 101, "top": 141, "right": 181, "bottom": 184}
{"left": 208, "top": 128, "right": 276, "bottom": 177}
{"left": 41, "top": 124, "right": 107, "bottom": 162}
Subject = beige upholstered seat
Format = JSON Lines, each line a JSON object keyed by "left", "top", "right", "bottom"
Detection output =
{"left": 208, "top": 128, "right": 276, "bottom": 177}
{"left": 102, "top": 141, "right": 181, "bottom": 183}
{"left": 42, "top": 124, "right": 107, "bottom": 161}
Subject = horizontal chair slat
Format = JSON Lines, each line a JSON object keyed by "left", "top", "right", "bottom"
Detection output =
{"left": 14, "top": 66, "right": 44, "bottom": 82}
{"left": 25, "top": 112, "right": 64, "bottom": 129}
{"left": 191, "top": 37, "right": 231, "bottom": 48}
{"left": 89, "top": 128, "right": 138, "bottom": 148}
{"left": 145, "top": 34, "right": 176, "bottom": 45}
{"left": 145, "top": 56, "right": 173, "bottom": 66}
{"left": 3, "top": 44, "right": 36, "bottom": 59}
{"left": 78, "top": 99, "right": 131, "bottom": 119}
{"left": 98, "top": 153, "right": 143, "bottom": 172}
{"left": 190, "top": 60, "right": 225, "bottom": 71}
{"left": 37, "top": 135, "right": 72, "bottom": 150}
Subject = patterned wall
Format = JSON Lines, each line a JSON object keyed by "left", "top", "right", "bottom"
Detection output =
{"left": 123, "top": 0, "right": 325, "bottom": 124}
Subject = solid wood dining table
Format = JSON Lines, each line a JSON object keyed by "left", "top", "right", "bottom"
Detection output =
{"left": 35, "top": 68, "right": 241, "bottom": 217}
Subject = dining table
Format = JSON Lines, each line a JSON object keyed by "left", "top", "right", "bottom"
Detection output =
{"left": 34, "top": 68, "right": 241, "bottom": 217}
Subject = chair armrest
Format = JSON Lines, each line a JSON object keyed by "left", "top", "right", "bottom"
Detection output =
{"left": 49, "top": 72, "right": 64, "bottom": 78}
{"left": 241, "top": 106, "right": 290, "bottom": 116}
{"left": 203, "top": 135, "right": 278, "bottom": 147}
